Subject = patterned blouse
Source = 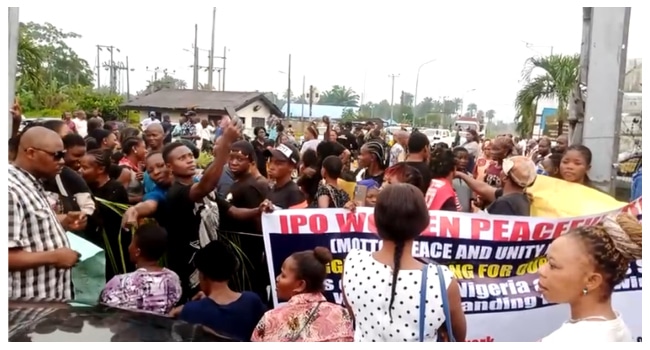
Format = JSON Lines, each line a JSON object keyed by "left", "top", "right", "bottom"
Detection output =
{"left": 251, "top": 293, "right": 353, "bottom": 342}
{"left": 100, "top": 268, "right": 182, "bottom": 315}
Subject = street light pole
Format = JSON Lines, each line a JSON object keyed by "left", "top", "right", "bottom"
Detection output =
{"left": 388, "top": 74, "right": 400, "bottom": 124}
{"left": 413, "top": 58, "right": 436, "bottom": 128}
{"left": 460, "top": 88, "right": 476, "bottom": 116}
{"left": 286, "top": 54, "right": 292, "bottom": 117}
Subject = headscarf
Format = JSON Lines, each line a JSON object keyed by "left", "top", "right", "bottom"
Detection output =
{"left": 357, "top": 179, "right": 380, "bottom": 190}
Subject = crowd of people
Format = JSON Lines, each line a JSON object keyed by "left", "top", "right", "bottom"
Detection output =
{"left": 7, "top": 109, "right": 642, "bottom": 342}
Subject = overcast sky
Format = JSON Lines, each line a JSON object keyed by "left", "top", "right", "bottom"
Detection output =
{"left": 19, "top": 3, "right": 641, "bottom": 120}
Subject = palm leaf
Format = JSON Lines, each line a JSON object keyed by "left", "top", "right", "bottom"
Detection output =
{"left": 94, "top": 197, "right": 254, "bottom": 290}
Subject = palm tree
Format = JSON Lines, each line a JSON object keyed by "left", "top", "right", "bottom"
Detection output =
{"left": 16, "top": 28, "right": 44, "bottom": 93}
{"left": 319, "top": 85, "right": 360, "bottom": 107}
{"left": 514, "top": 54, "right": 580, "bottom": 137}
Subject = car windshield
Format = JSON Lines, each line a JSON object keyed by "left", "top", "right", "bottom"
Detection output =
{"left": 422, "top": 129, "right": 439, "bottom": 137}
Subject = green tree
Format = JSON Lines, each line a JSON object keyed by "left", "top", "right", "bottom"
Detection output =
{"left": 466, "top": 103, "right": 477, "bottom": 116}
{"left": 140, "top": 75, "right": 188, "bottom": 95}
{"left": 414, "top": 97, "right": 436, "bottom": 118}
{"left": 486, "top": 109, "right": 496, "bottom": 124}
{"left": 20, "top": 22, "right": 94, "bottom": 87}
{"left": 514, "top": 54, "right": 580, "bottom": 136}
{"left": 319, "top": 85, "right": 360, "bottom": 107}
{"left": 16, "top": 27, "right": 44, "bottom": 94}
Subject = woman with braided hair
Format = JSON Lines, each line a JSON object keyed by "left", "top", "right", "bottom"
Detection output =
{"left": 539, "top": 213, "right": 641, "bottom": 342}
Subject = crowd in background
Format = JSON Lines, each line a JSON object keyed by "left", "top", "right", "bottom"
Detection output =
{"left": 7, "top": 106, "right": 642, "bottom": 342}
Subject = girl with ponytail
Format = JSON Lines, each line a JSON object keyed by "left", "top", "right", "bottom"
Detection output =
{"left": 343, "top": 183, "right": 466, "bottom": 342}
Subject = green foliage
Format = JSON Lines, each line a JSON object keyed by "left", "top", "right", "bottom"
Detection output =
{"left": 15, "top": 21, "right": 131, "bottom": 120}
{"left": 514, "top": 54, "right": 580, "bottom": 137}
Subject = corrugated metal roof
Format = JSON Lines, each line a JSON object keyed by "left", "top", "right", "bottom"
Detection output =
{"left": 122, "top": 89, "right": 262, "bottom": 111}
{"left": 278, "top": 103, "right": 356, "bottom": 119}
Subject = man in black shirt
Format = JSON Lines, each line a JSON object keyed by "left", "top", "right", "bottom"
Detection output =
{"left": 336, "top": 122, "right": 358, "bottom": 152}
{"left": 163, "top": 123, "right": 269, "bottom": 301}
{"left": 403, "top": 131, "right": 432, "bottom": 193}
{"left": 265, "top": 143, "right": 306, "bottom": 209}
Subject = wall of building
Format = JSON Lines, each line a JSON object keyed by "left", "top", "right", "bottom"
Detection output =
{"left": 138, "top": 100, "right": 274, "bottom": 136}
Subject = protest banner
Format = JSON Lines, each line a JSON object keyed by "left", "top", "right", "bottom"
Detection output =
{"left": 261, "top": 199, "right": 642, "bottom": 342}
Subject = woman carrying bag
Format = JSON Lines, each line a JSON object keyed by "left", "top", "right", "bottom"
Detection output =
{"left": 342, "top": 183, "right": 467, "bottom": 342}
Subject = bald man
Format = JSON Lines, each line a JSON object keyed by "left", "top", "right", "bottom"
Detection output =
{"left": 144, "top": 122, "right": 165, "bottom": 152}
{"left": 9, "top": 126, "right": 81, "bottom": 301}
{"left": 389, "top": 130, "right": 409, "bottom": 167}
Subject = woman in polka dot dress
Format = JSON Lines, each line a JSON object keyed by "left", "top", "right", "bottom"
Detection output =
{"left": 342, "top": 184, "right": 467, "bottom": 342}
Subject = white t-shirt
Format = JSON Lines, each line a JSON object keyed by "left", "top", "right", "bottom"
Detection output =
{"left": 73, "top": 118, "right": 88, "bottom": 137}
{"left": 300, "top": 139, "right": 320, "bottom": 154}
{"left": 343, "top": 249, "right": 454, "bottom": 342}
{"left": 541, "top": 314, "right": 634, "bottom": 342}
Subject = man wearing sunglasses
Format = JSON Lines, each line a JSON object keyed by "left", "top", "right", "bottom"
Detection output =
{"left": 9, "top": 126, "right": 83, "bottom": 301}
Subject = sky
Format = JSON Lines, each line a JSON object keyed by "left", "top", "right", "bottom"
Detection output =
{"left": 18, "top": 2, "right": 642, "bottom": 121}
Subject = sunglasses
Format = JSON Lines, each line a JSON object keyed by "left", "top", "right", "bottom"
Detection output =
{"left": 28, "top": 147, "right": 67, "bottom": 160}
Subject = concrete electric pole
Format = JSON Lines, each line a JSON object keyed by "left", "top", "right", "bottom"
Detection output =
{"left": 571, "top": 7, "right": 631, "bottom": 195}
{"left": 389, "top": 74, "right": 400, "bottom": 123}
{"left": 208, "top": 7, "right": 216, "bottom": 90}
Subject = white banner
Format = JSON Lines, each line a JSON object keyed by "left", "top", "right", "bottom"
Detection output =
{"left": 261, "top": 199, "right": 642, "bottom": 342}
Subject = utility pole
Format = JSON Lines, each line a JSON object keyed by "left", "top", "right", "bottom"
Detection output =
{"left": 9, "top": 7, "right": 19, "bottom": 139}
{"left": 221, "top": 46, "right": 227, "bottom": 91}
{"left": 575, "top": 7, "right": 631, "bottom": 195}
{"left": 145, "top": 66, "right": 165, "bottom": 95}
{"left": 95, "top": 46, "right": 101, "bottom": 89}
{"left": 208, "top": 7, "right": 216, "bottom": 89}
{"left": 97, "top": 45, "right": 119, "bottom": 91}
{"left": 110, "top": 57, "right": 134, "bottom": 99}
{"left": 192, "top": 24, "right": 199, "bottom": 90}
{"left": 286, "top": 54, "right": 292, "bottom": 117}
{"left": 308, "top": 85, "right": 314, "bottom": 117}
{"left": 388, "top": 74, "right": 400, "bottom": 123}
{"left": 301, "top": 75, "right": 306, "bottom": 117}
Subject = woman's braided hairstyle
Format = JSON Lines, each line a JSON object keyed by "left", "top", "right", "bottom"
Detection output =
{"left": 567, "top": 213, "right": 642, "bottom": 295}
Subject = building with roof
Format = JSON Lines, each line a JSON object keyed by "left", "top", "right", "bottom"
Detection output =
{"left": 121, "top": 90, "right": 284, "bottom": 130}
{"left": 278, "top": 103, "right": 356, "bottom": 120}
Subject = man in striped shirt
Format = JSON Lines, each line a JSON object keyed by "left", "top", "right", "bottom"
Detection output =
{"left": 9, "top": 127, "right": 82, "bottom": 301}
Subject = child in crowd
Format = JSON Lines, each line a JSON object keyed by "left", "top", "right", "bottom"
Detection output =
{"left": 173, "top": 240, "right": 267, "bottom": 341}
{"left": 100, "top": 223, "right": 181, "bottom": 315}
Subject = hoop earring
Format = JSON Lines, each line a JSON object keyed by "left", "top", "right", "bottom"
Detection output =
{"left": 582, "top": 288, "right": 588, "bottom": 296}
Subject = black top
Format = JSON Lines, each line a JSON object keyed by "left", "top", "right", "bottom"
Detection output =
{"left": 165, "top": 182, "right": 231, "bottom": 301}
{"left": 161, "top": 120, "right": 173, "bottom": 144}
{"left": 221, "top": 174, "right": 268, "bottom": 236}
{"left": 403, "top": 161, "right": 432, "bottom": 193}
{"left": 42, "top": 167, "right": 91, "bottom": 214}
{"left": 86, "top": 179, "right": 131, "bottom": 281}
{"left": 337, "top": 130, "right": 358, "bottom": 151}
{"left": 268, "top": 181, "right": 305, "bottom": 209}
{"left": 251, "top": 139, "right": 273, "bottom": 177}
{"left": 487, "top": 188, "right": 531, "bottom": 216}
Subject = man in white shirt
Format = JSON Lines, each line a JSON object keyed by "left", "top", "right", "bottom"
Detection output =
{"left": 141, "top": 111, "right": 161, "bottom": 129}
{"left": 72, "top": 110, "right": 88, "bottom": 137}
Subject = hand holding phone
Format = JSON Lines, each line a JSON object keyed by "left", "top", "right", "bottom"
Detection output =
{"left": 354, "top": 185, "right": 368, "bottom": 207}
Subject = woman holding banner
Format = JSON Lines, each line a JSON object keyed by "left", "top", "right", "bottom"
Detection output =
{"left": 538, "top": 213, "right": 641, "bottom": 342}
{"left": 342, "top": 184, "right": 466, "bottom": 342}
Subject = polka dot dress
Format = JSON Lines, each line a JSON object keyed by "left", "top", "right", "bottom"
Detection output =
{"left": 343, "top": 249, "right": 453, "bottom": 342}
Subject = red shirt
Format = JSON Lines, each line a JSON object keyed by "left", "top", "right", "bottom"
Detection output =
{"left": 425, "top": 178, "right": 462, "bottom": 211}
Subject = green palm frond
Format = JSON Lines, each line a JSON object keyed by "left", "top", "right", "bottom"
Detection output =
{"left": 94, "top": 197, "right": 254, "bottom": 291}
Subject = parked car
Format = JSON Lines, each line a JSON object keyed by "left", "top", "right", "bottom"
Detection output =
{"left": 18, "top": 117, "right": 60, "bottom": 132}
{"left": 9, "top": 300, "right": 236, "bottom": 342}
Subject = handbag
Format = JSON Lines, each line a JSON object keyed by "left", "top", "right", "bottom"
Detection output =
{"left": 418, "top": 264, "right": 455, "bottom": 342}
{"left": 287, "top": 301, "right": 324, "bottom": 342}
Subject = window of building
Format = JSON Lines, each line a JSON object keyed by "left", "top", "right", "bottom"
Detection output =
{"left": 252, "top": 117, "right": 265, "bottom": 128}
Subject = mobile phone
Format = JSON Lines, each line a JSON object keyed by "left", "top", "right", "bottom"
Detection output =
{"left": 224, "top": 106, "right": 244, "bottom": 131}
{"left": 354, "top": 185, "right": 368, "bottom": 206}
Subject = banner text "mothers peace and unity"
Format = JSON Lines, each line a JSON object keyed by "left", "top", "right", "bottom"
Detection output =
{"left": 274, "top": 211, "right": 607, "bottom": 241}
